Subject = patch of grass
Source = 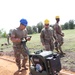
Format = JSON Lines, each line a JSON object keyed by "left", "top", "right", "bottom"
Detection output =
{"left": 27, "top": 34, "right": 44, "bottom": 52}
{"left": 62, "top": 29, "right": 75, "bottom": 51}
{"left": 0, "top": 29, "right": 75, "bottom": 52}
{"left": 0, "top": 38, "right": 12, "bottom": 52}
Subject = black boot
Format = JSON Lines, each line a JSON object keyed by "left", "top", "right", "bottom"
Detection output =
{"left": 17, "top": 66, "right": 21, "bottom": 72}
{"left": 22, "top": 65, "right": 28, "bottom": 70}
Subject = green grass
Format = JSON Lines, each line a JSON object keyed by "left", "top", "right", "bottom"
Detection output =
{"left": 0, "top": 38, "right": 12, "bottom": 51}
{"left": 0, "top": 29, "right": 75, "bottom": 52}
{"left": 62, "top": 29, "right": 75, "bottom": 51}
{"left": 27, "top": 34, "right": 44, "bottom": 52}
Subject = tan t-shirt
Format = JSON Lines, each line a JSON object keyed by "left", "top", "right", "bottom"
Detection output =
{"left": 11, "top": 27, "right": 28, "bottom": 46}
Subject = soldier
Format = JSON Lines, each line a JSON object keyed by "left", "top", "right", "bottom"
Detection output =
{"left": 40, "top": 19, "right": 57, "bottom": 51}
{"left": 11, "top": 18, "right": 31, "bottom": 71}
{"left": 53, "top": 16, "right": 65, "bottom": 55}
{"left": 7, "top": 33, "right": 11, "bottom": 45}
{"left": 7, "top": 29, "right": 13, "bottom": 45}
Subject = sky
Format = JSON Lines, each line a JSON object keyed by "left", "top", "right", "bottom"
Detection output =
{"left": 0, "top": 0, "right": 75, "bottom": 33}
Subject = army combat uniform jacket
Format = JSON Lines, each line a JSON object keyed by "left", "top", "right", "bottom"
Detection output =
{"left": 11, "top": 27, "right": 28, "bottom": 68}
{"left": 40, "top": 27, "right": 57, "bottom": 51}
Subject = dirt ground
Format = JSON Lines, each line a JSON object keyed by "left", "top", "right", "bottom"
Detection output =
{"left": 0, "top": 56, "right": 29, "bottom": 75}
{"left": 0, "top": 47, "right": 75, "bottom": 75}
{"left": 60, "top": 49, "right": 75, "bottom": 72}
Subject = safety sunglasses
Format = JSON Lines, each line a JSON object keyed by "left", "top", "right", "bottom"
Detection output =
{"left": 45, "top": 24, "right": 49, "bottom": 26}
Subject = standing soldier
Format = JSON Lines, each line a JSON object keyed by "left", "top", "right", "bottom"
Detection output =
{"left": 11, "top": 18, "right": 31, "bottom": 71}
{"left": 40, "top": 19, "right": 57, "bottom": 51}
{"left": 7, "top": 29, "right": 13, "bottom": 45}
{"left": 7, "top": 30, "right": 12, "bottom": 45}
{"left": 53, "top": 16, "right": 65, "bottom": 55}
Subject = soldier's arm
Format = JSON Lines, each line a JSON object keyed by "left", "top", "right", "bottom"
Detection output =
{"left": 60, "top": 26, "right": 64, "bottom": 37}
{"left": 40, "top": 30, "right": 45, "bottom": 45}
{"left": 51, "top": 26, "right": 57, "bottom": 40}
{"left": 54, "top": 25, "right": 63, "bottom": 36}
{"left": 10, "top": 29, "right": 21, "bottom": 43}
{"left": 24, "top": 29, "right": 28, "bottom": 37}
{"left": 24, "top": 29, "right": 31, "bottom": 41}
{"left": 53, "top": 30, "right": 58, "bottom": 40}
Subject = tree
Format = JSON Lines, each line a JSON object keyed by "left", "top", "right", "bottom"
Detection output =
{"left": 64, "top": 22, "right": 69, "bottom": 30}
{"left": 37, "top": 22, "right": 44, "bottom": 33}
{"left": 0, "top": 29, "right": 2, "bottom": 37}
{"left": 26, "top": 26, "right": 33, "bottom": 34}
{"left": 9, "top": 29, "right": 13, "bottom": 34}
{"left": 2, "top": 31, "right": 7, "bottom": 38}
{"left": 61, "top": 25, "right": 65, "bottom": 30}
{"left": 0, "top": 29, "right": 7, "bottom": 38}
{"left": 32, "top": 26, "right": 37, "bottom": 33}
{"left": 68, "top": 20, "right": 74, "bottom": 29}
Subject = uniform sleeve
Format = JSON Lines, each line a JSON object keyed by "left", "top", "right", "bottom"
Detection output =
{"left": 11, "top": 29, "right": 16, "bottom": 38}
{"left": 53, "top": 30, "right": 58, "bottom": 40}
{"left": 50, "top": 27, "right": 57, "bottom": 40}
{"left": 58, "top": 26, "right": 62, "bottom": 33}
{"left": 60, "top": 26, "right": 62, "bottom": 33}
{"left": 24, "top": 29, "right": 28, "bottom": 37}
{"left": 40, "top": 30, "right": 45, "bottom": 44}
{"left": 53, "top": 25, "right": 62, "bottom": 36}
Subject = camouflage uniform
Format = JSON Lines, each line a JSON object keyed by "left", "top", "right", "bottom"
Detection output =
{"left": 7, "top": 33, "right": 11, "bottom": 45}
{"left": 11, "top": 27, "right": 28, "bottom": 69}
{"left": 53, "top": 23, "right": 64, "bottom": 53}
{"left": 40, "top": 27, "right": 57, "bottom": 51}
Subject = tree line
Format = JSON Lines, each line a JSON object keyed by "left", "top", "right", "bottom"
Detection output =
{"left": 27, "top": 19, "right": 75, "bottom": 34}
{"left": 61, "top": 20, "right": 75, "bottom": 30}
{"left": 0, "top": 19, "right": 75, "bottom": 38}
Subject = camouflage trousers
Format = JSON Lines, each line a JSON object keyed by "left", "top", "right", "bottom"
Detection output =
{"left": 13, "top": 45, "right": 29, "bottom": 69}
{"left": 7, "top": 37, "right": 10, "bottom": 44}
{"left": 55, "top": 34, "right": 64, "bottom": 53}
{"left": 57, "top": 34, "right": 64, "bottom": 46}
{"left": 44, "top": 41, "right": 54, "bottom": 51}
